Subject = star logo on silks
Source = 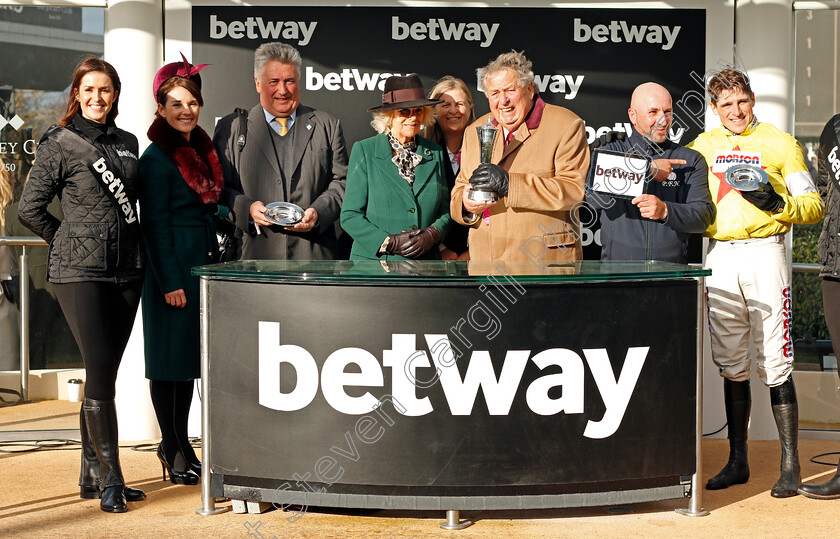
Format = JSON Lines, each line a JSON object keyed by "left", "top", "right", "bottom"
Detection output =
{"left": 710, "top": 146, "right": 766, "bottom": 203}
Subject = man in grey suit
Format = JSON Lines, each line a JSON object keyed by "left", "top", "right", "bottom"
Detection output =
{"left": 214, "top": 42, "right": 348, "bottom": 260}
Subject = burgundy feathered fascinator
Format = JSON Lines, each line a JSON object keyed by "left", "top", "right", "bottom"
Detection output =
{"left": 152, "top": 52, "right": 210, "bottom": 100}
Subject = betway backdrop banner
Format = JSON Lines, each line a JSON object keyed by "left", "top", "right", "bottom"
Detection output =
{"left": 192, "top": 6, "right": 706, "bottom": 259}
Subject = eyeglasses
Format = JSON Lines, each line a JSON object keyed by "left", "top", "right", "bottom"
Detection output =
{"left": 395, "top": 107, "right": 424, "bottom": 118}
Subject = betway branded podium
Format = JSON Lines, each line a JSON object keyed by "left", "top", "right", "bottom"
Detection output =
{"left": 192, "top": 260, "right": 709, "bottom": 519}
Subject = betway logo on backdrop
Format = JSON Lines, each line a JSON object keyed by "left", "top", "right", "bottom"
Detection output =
{"left": 481, "top": 74, "right": 584, "bottom": 100}
{"left": 584, "top": 121, "right": 686, "bottom": 145}
{"left": 573, "top": 17, "right": 681, "bottom": 51}
{"left": 309, "top": 66, "right": 585, "bottom": 98}
{"left": 392, "top": 16, "right": 499, "bottom": 48}
{"left": 209, "top": 14, "right": 317, "bottom": 45}
{"left": 258, "top": 325, "right": 649, "bottom": 440}
{"left": 306, "top": 67, "right": 407, "bottom": 92}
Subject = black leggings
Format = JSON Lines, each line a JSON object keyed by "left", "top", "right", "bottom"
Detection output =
{"left": 53, "top": 281, "right": 142, "bottom": 401}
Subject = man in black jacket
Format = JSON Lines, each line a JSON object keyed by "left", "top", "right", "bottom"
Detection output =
{"left": 586, "top": 82, "right": 714, "bottom": 263}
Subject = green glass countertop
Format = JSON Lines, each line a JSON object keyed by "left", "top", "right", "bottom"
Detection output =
{"left": 192, "top": 260, "right": 710, "bottom": 284}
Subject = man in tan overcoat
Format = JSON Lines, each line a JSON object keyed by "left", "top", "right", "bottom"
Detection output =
{"left": 450, "top": 50, "right": 589, "bottom": 266}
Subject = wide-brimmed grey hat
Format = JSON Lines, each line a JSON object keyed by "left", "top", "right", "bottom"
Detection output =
{"left": 367, "top": 73, "right": 443, "bottom": 112}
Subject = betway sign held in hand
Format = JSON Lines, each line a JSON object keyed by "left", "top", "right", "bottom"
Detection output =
{"left": 258, "top": 324, "right": 648, "bottom": 440}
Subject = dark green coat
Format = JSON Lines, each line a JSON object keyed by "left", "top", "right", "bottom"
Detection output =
{"left": 340, "top": 134, "right": 451, "bottom": 260}
{"left": 139, "top": 143, "right": 218, "bottom": 381}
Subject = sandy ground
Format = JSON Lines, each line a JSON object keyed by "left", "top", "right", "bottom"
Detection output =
{"left": 1, "top": 400, "right": 838, "bottom": 538}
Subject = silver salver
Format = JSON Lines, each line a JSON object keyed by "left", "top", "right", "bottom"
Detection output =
{"left": 265, "top": 201, "right": 304, "bottom": 226}
{"left": 724, "top": 164, "right": 769, "bottom": 192}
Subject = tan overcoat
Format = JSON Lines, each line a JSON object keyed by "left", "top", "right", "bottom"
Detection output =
{"left": 450, "top": 99, "right": 589, "bottom": 263}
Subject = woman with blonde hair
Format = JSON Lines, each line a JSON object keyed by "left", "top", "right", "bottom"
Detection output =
{"left": 428, "top": 76, "right": 475, "bottom": 260}
{"left": 341, "top": 74, "right": 451, "bottom": 260}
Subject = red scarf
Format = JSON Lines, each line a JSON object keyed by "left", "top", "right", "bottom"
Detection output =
{"left": 147, "top": 116, "right": 224, "bottom": 204}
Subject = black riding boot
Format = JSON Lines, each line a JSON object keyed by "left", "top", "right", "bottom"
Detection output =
{"left": 79, "top": 404, "right": 100, "bottom": 499}
{"left": 770, "top": 377, "right": 800, "bottom": 498}
{"left": 707, "top": 378, "right": 751, "bottom": 490}
{"left": 83, "top": 397, "right": 128, "bottom": 512}
{"left": 79, "top": 404, "right": 146, "bottom": 502}
{"left": 799, "top": 455, "right": 840, "bottom": 499}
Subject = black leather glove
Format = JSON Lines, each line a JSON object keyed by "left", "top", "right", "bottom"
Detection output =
{"left": 741, "top": 181, "right": 785, "bottom": 213}
{"left": 590, "top": 130, "right": 626, "bottom": 149}
{"left": 385, "top": 230, "right": 414, "bottom": 256}
{"left": 469, "top": 163, "right": 509, "bottom": 196}
{"left": 399, "top": 226, "right": 441, "bottom": 259}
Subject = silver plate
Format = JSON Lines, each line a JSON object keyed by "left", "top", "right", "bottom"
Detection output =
{"left": 467, "top": 189, "right": 499, "bottom": 202}
{"left": 724, "top": 165, "right": 769, "bottom": 192}
{"left": 265, "top": 202, "right": 304, "bottom": 226}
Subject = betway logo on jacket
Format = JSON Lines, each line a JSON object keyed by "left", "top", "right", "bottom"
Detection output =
{"left": 573, "top": 17, "right": 681, "bottom": 51}
{"left": 258, "top": 325, "right": 649, "bottom": 440}
{"left": 392, "top": 16, "right": 499, "bottom": 48}
{"left": 209, "top": 14, "right": 317, "bottom": 45}
{"left": 827, "top": 146, "right": 840, "bottom": 187}
{"left": 92, "top": 158, "right": 137, "bottom": 224}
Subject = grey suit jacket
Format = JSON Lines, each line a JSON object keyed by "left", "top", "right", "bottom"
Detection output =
{"left": 213, "top": 104, "right": 348, "bottom": 260}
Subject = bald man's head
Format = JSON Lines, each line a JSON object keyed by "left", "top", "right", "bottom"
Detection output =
{"left": 628, "top": 82, "right": 673, "bottom": 143}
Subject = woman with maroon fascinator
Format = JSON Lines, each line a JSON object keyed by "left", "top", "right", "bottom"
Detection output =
{"left": 139, "top": 54, "right": 228, "bottom": 486}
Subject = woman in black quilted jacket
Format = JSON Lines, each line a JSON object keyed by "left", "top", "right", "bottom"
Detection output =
{"left": 799, "top": 114, "right": 840, "bottom": 500}
{"left": 18, "top": 56, "right": 146, "bottom": 514}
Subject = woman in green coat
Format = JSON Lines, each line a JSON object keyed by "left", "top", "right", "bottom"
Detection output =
{"left": 139, "top": 57, "right": 225, "bottom": 485}
{"left": 341, "top": 74, "right": 451, "bottom": 260}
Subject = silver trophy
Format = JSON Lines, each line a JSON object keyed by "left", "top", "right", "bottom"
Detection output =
{"left": 468, "top": 119, "right": 499, "bottom": 202}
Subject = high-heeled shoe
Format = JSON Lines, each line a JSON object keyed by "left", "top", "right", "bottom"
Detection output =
{"left": 185, "top": 457, "right": 202, "bottom": 476}
{"left": 156, "top": 446, "right": 199, "bottom": 485}
{"left": 180, "top": 439, "right": 202, "bottom": 476}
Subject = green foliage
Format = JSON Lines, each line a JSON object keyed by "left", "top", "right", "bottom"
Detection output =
{"left": 793, "top": 220, "right": 821, "bottom": 264}
{"left": 792, "top": 221, "right": 828, "bottom": 340}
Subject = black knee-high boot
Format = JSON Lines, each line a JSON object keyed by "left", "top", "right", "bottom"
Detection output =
{"left": 83, "top": 397, "right": 128, "bottom": 512}
{"left": 770, "top": 377, "right": 800, "bottom": 498}
{"left": 79, "top": 404, "right": 99, "bottom": 498}
{"left": 798, "top": 454, "right": 840, "bottom": 499}
{"left": 707, "top": 378, "right": 751, "bottom": 490}
{"left": 79, "top": 403, "right": 146, "bottom": 502}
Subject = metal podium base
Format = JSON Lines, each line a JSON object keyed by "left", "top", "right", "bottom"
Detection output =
{"left": 675, "top": 507, "right": 709, "bottom": 517}
{"left": 440, "top": 510, "right": 473, "bottom": 530}
{"left": 196, "top": 504, "right": 231, "bottom": 516}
